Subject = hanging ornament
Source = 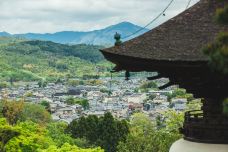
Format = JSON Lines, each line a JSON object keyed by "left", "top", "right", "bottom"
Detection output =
{"left": 125, "top": 71, "right": 130, "bottom": 81}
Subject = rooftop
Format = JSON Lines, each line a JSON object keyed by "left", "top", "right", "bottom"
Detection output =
{"left": 101, "top": 0, "right": 227, "bottom": 62}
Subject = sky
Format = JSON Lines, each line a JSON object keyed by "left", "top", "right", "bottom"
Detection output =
{"left": 0, "top": 0, "right": 199, "bottom": 34}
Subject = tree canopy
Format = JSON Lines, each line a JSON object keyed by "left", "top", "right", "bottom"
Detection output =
{"left": 203, "top": 3, "right": 228, "bottom": 74}
{"left": 0, "top": 38, "right": 113, "bottom": 82}
{"left": 67, "top": 112, "right": 129, "bottom": 152}
{"left": 0, "top": 118, "right": 104, "bottom": 152}
{"left": 117, "top": 112, "right": 183, "bottom": 152}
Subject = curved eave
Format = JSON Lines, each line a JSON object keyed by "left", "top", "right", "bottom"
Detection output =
{"left": 101, "top": 50, "right": 228, "bottom": 99}
{"left": 100, "top": 50, "right": 208, "bottom": 72}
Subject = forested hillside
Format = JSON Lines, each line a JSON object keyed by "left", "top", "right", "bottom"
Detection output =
{"left": 0, "top": 37, "right": 112, "bottom": 82}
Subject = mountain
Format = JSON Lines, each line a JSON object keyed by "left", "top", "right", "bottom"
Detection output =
{"left": 0, "top": 32, "right": 11, "bottom": 37}
{"left": 1, "top": 22, "right": 148, "bottom": 46}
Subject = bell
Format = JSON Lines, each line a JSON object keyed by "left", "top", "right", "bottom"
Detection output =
{"left": 125, "top": 71, "right": 130, "bottom": 81}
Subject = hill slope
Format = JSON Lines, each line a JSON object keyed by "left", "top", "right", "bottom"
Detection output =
{"left": 0, "top": 37, "right": 112, "bottom": 82}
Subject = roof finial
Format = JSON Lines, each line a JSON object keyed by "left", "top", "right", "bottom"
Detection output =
{"left": 114, "top": 32, "right": 122, "bottom": 46}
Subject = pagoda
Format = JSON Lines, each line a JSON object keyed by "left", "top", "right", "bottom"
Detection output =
{"left": 100, "top": 0, "right": 228, "bottom": 151}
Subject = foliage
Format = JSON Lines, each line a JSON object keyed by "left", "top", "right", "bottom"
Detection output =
{"left": 19, "top": 103, "right": 51, "bottom": 124}
{"left": 68, "top": 79, "right": 85, "bottom": 86}
{"left": 216, "top": 5, "right": 228, "bottom": 24}
{"left": 117, "top": 112, "right": 183, "bottom": 152}
{"left": 148, "top": 94, "right": 157, "bottom": 101}
{"left": 67, "top": 79, "right": 103, "bottom": 86}
{"left": 85, "top": 79, "right": 104, "bottom": 86}
{"left": 166, "top": 88, "right": 194, "bottom": 102}
{"left": 203, "top": 3, "right": 228, "bottom": 74}
{"left": 38, "top": 80, "right": 47, "bottom": 88}
{"left": 82, "top": 75, "right": 100, "bottom": 80}
{"left": 67, "top": 115, "right": 97, "bottom": 142}
{"left": 0, "top": 102, "right": 3, "bottom": 118}
{"left": 65, "top": 97, "right": 89, "bottom": 109}
{"left": 100, "top": 88, "right": 110, "bottom": 94}
{"left": 203, "top": 32, "right": 228, "bottom": 74}
{"left": 0, "top": 82, "right": 8, "bottom": 89}
{"left": 46, "top": 122, "right": 89, "bottom": 148}
{"left": 1, "top": 98, "right": 24, "bottom": 125}
{"left": 39, "top": 100, "right": 51, "bottom": 113}
{"left": 0, "top": 119, "right": 54, "bottom": 152}
{"left": 25, "top": 92, "right": 33, "bottom": 97}
{"left": 96, "top": 113, "right": 129, "bottom": 152}
{"left": 0, "top": 118, "right": 104, "bottom": 152}
{"left": 40, "top": 143, "right": 104, "bottom": 152}
{"left": 186, "top": 99, "right": 202, "bottom": 111}
{"left": 0, "top": 118, "right": 20, "bottom": 151}
{"left": 0, "top": 98, "right": 51, "bottom": 125}
{"left": 67, "top": 112, "right": 129, "bottom": 152}
{"left": 0, "top": 38, "right": 113, "bottom": 82}
{"left": 5, "top": 40, "right": 105, "bottom": 63}
{"left": 223, "top": 98, "right": 228, "bottom": 115}
{"left": 140, "top": 81, "right": 158, "bottom": 89}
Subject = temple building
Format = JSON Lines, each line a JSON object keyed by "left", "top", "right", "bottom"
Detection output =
{"left": 100, "top": 0, "right": 228, "bottom": 152}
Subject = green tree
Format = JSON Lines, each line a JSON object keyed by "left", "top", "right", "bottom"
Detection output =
{"left": 0, "top": 118, "right": 20, "bottom": 152}
{"left": 79, "top": 99, "right": 90, "bottom": 110}
{"left": 203, "top": 1, "right": 228, "bottom": 115}
{"left": 203, "top": 3, "right": 228, "bottom": 74}
{"left": 0, "top": 117, "right": 104, "bottom": 152}
{"left": 65, "top": 97, "right": 89, "bottom": 109}
{"left": 9, "top": 76, "right": 16, "bottom": 85}
{"left": 38, "top": 80, "right": 47, "bottom": 88}
{"left": 203, "top": 32, "right": 228, "bottom": 74}
{"left": 47, "top": 122, "right": 89, "bottom": 148}
{"left": 40, "top": 143, "right": 104, "bottom": 152}
{"left": 166, "top": 88, "right": 193, "bottom": 102}
{"left": 68, "top": 113, "right": 129, "bottom": 152}
{"left": 140, "top": 81, "right": 158, "bottom": 92}
{"left": 40, "top": 100, "right": 51, "bottom": 113}
{"left": 0, "top": 82, "right": 8, "bottom": 89}
{"left": 216, "top": 4, "right": 228, "bottom": 24}
{"left": 117, "top": 113, "right": 157, "bottom": 152}
{"left": 149, "top": 94, "right": 156, "bottom": 100}
{"left": 1, "top": 119, "right": 54, "bottom": 152}
{"left": 67, "top": 115, "right": 100, "bottom": 144}
{"left": 97, "top": 113, "right": 129, "bottom": 152}
{"left": 2, "top": 98, "right": 24, "bottom": 125}
{"left": 154, "top": 111, "right": 184, "bottom": 152}
{"left": 117, "top": 112, "right": 183, "bottom": 152}
{"left": 19, "top": 103, "right": 51, "bottom": 124}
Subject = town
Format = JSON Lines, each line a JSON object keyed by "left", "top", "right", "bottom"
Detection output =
{"left": 0, "top": 75, "right": 190, "bottom": 124}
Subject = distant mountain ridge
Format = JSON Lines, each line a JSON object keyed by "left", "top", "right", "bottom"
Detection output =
{"left": 0, "top": 32, "right": 11, "bottom": 37}
{"left": 0, "top": 22, "right": 148, "bottom": 46}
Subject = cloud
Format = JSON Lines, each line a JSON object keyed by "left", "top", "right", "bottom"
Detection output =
{"left": 0, "top": 0, "right": 199, "bottom": 34}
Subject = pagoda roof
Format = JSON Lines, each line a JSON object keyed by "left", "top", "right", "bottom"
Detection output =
{"left": 101, "top": 0, "right": 227, "bottom": 62}
{"left": 100, "top": 0, "right": 228, "bottom": 99}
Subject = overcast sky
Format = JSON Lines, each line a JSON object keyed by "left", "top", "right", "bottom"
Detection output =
{"left": 0, "top": 0, "right": 199, "bottom": 34}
